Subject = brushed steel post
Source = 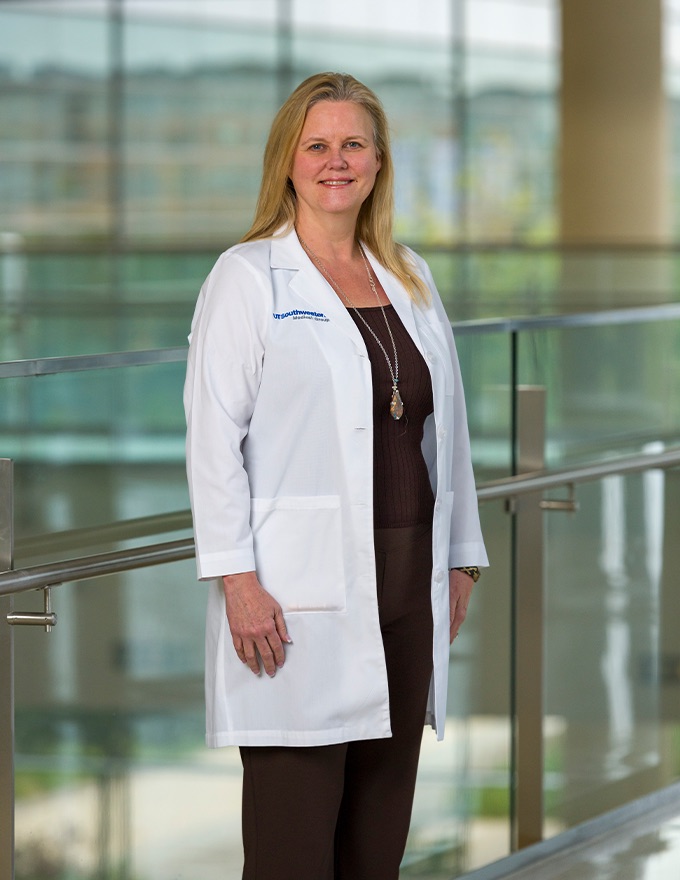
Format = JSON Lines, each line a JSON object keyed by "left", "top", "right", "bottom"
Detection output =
{"left": 0, "top": 459, "right": 15, "bottom": 880}
{"left": 513, "top": 388, "right": 546, "bottom": 849}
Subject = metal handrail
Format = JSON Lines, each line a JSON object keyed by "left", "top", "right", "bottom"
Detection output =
{"left": 15, "top": 509, "right": 193, "bottom": 556}
{"left": 451, "top": 302, "right": 680, "bottom": 336}
{"left": 0, "top": 347, "right": 187, "bottom": 379}
{"left": 477, "top": 445, "right": 680, "bottom": 501}
{"left": 1, "top": 445, "right": 679, "bottom": 599}
{"left": 0, "top": 538, "right": 195, "bottom": 597}
{"left": 3, "top": 302, "right": 680, "bottom": 377}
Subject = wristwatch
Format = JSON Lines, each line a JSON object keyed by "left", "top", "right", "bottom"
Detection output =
{"left": 454, "top": 566, "right": 481, "bottom": 583}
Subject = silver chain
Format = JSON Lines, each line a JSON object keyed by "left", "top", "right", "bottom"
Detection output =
{"left": 297, "top": 235, "right": 400, "bottom": 392}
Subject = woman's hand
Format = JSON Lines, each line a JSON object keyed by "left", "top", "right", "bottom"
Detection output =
{"left": 222, "top": 572, "right": 292, "bottom": 677}
{"left": 449, "top": 568, "right": 474, "bottom": 644}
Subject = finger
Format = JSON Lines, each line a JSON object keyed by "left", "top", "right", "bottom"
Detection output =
{"left": 232, "top": 637, "right": 247, "bottom": 665}
{"left": 274, "top": 606, "right": 293, "bottom": 645}
{"left": 449, "top": 602, "right": 468, "bottom": 643}
{"left": 271, "top": 608, "right": 291, "bottom": 670}
{"left": 257, "top": 636, "right": 278, "bottom": 678}
{"left": 254, "top": 608, "right": 289, "bottom": 674}
{"left": 242, "top": 642, "right": 262, "bottom": 676}
{"left": 453, "top": 602, "right": 468, "bottom": 629}
{"left": 268, "top": 633, "right": 286, "bottom": 671}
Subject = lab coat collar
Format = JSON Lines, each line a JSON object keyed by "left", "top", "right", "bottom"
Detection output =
{"left": 269, "top": 227, "right": 424, "bottom": 355}
{"left": 269, "top": 225, "right": 309, "bottom": 270}
{"left": 271, "top": 228, "right": 361, "bottom": 341}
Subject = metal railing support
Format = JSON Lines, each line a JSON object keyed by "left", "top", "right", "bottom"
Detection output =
{"left": 512, "top": 388, "right": 546, "bottom": 849}
{"left": 0, "top": 459, "right": 15, "bottom": 880}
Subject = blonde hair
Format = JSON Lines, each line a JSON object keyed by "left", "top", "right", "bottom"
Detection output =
{"left": 241, "top": 72, "right": 430, "bottom": 304}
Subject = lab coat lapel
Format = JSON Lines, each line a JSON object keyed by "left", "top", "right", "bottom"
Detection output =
{"left": 366, "top": 250, "right": 453, "bottom": 400}
{"left": 364, "top": 250, "right": 427, "bottom": 358}
{"left": 270, "top": 230, "right": 365, "bottom": 345}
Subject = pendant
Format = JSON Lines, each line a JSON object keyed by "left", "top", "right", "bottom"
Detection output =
{"left": 390, "top": 386, "right": 404, "bottom": 420}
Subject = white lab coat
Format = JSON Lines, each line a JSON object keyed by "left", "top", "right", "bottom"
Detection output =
{"left": 184, "top": 227, "right": 488, "bottom": 747}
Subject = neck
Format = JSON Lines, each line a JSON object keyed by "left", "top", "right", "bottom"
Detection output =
{"left": 295, "top": 214, "right": 360, "bottom": 264}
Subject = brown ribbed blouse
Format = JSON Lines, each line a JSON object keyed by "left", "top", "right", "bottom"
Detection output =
{"left": 347, "top": 305, "right": 435, "bottom": 528}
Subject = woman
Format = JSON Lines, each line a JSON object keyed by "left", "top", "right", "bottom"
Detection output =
{"left": 184, "top": 72, "right": 488, "bottom": 880}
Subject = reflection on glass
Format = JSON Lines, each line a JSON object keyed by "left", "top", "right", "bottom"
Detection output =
{"left": 544, "top": 471, "right": 679, "bottom": 836}
{"left": 518, "top": 320, "right": 680, "bottom": 467}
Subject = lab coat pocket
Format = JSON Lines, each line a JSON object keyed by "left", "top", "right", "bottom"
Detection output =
{"left": 250, "top": 495, "right": 346, "bottom": 613}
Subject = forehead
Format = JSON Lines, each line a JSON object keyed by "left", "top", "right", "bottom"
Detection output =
{"left": 299, "top": 100, "right": 375, "bottom": 139}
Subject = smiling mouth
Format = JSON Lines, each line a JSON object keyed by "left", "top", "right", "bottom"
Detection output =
{"left": 320, "top": 180, "right": 353, "bottom": 186}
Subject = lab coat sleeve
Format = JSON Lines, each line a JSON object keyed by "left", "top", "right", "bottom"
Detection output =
{"left": 415, "top": 255, "right": 489, "bottom": 570}
{"left": 184, "top": 249, "right": 271, "bottom": 580}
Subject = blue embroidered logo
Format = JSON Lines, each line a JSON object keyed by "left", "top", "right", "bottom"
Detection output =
{"left": 273, "top": 309, "right": 329, "bottom": 322}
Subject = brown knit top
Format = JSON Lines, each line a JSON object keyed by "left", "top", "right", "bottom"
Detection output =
{"left": 347, "top": 305, "right": 435, "bottom": 528}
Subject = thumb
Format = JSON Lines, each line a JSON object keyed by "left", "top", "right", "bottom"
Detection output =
{"left": 274, "top": 605, "right": 293, "bottom": 644}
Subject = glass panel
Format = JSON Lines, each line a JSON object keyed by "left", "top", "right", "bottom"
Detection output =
{"left": 293, "top": 0, "right": 453, "bottom": 40}
{"left": 465, "top": 0, "right": 557, "bottom": 54}
{"left": 434, "top": 248, "right": 560, "bottom": 320}
{"left": 390, "top": 249, "right": 679, "bottom": 322}
{"left": 13, "top": 561, "right": 246, "bottom": 880}
{"left": 543, "top": 469, "right": 680, "bottom": 836}
{"left": 121, "top": 7, "right": 278, "bottom": 241}
{"left": 0, "top": 361, "right": 189, "bottom": 557}
{"left": 0, "top": 1, "right": 110, "bottom": 240}
{"left": 558, "top": 251, "right": 678, "bottom": 311}
{"left": 455, "top": 329, "right": 514, "bottom": 482}
{"left": 463, "top": 0, "right": 558, "bottom": 246}
{"left": 404, "top": 330, "right": 513, "bottom": 873}
{"left": 518, "top": 318, "right": 680, "bottom": 467}
{"left": 0, "top": 250, "right": 213, "bottom": 361}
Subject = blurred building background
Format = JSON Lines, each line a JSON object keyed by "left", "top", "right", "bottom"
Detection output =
{"left": 2, "top": 2, "right": 680, "bottom": 879}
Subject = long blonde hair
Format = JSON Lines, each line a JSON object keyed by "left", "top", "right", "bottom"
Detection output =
{"left": 241, "top": 72, "right": 430, "bottom": 304}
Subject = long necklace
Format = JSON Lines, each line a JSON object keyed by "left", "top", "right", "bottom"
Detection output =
{"left": 298, "top": 235, "right": 405, "bottom": 420}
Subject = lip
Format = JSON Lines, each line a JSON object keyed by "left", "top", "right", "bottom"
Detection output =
{"left": 319, "top": 179, "right": 354, "bottom": 186}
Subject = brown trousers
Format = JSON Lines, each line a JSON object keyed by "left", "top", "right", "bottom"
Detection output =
{"left": 240, "top": 523, "right": 434, "bottom": 880}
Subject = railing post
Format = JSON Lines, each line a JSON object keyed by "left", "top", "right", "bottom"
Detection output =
{"left": 0, "top": 459, "right": 15, "bottom": 880}
{"left": 512, "top": 387, "right": 546, "bottom": 849}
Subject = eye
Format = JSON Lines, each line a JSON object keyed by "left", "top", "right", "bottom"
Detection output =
{"left": 308, "top": 143, "right": 325, "bottom": 152}
{"left": 345, "top": 141, "right": 362, "bottom": 149}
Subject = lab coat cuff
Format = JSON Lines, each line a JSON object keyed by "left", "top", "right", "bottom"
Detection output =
{"left": 448, "top": 541, "right": 489, "bottom": 571}
{"left": 196, "top": 548, "right": 257, "bottom": 581}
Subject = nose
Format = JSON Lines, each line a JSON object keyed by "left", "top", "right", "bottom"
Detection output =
{"left": 327, "top": 147, "right": 348, "bottom": 168}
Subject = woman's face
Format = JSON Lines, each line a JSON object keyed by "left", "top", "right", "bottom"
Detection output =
{"left": 289, "top": 100, "right": 382, "bottom": 228}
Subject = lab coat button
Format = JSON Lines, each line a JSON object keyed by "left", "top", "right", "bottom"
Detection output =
{"left": 426, "top": 351, "right": 435, "bottom": 363}
{"left": 434, "top": 570, "right": 445, "bottom": 583}
{"left": 438, "top": 427, "right": 447, "bottom": 440}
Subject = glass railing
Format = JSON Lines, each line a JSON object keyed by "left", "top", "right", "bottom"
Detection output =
{"left": 2, "top": 303, "right": 680, "bottom": 880}
{"left": 3, "top": 242, "right": 680, "bottom": 363}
